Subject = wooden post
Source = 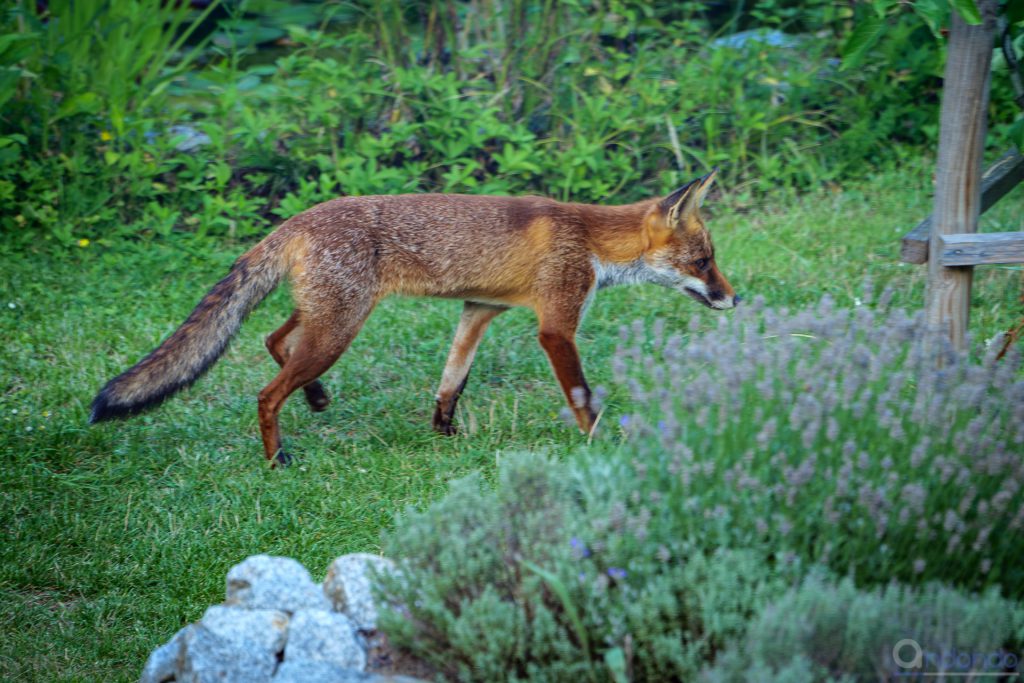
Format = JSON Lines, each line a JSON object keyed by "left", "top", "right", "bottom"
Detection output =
{"left": 925, "top": 0, "right": 996, "bottom": 351}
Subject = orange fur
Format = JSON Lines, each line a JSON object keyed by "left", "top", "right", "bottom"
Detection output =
{"left": 90, "top": 171, "right": 737, "bottom": 465}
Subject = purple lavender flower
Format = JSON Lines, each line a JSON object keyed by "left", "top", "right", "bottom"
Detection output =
{"left": 609, "top": 289, "right": 1024, "bottom": 594}
{"left": 607, "top": 567, "right": 627, "bottom": 581}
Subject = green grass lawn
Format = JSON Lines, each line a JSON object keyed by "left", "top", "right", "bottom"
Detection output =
{"left": 1, "top": 160, "right": 1021, "bottom": 681}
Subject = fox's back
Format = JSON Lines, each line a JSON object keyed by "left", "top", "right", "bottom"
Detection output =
{"left": 283, "top": 193, "right": 588, "bottom": 306}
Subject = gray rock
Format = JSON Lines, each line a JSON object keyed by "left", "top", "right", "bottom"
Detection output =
{"left": 273, "top": 660, "right": 368, "bottom": 682}
{"left": 273, "top": 661, "right": 431, "bottom": 683}
{"left": 285, "top": 609, "right": 366, "bottom": 671}
{"left": 323, "top": 554, "right": 395, "bottom": 630}
{"left": 712, "top": 29, "right": 801, "bottom": 50}
{"left": 179, "top": 624, "right": 276, "bottom": 683}
{"left": 140, "top": 624, "right": 194, "bottom": 683}
{"left": 200, "top": 605, "right": 289, "bottom": 656}
{"left": 167, "top": 124, "right": 212, "bottom": 152}
{"left": 225, "top": 555, "right": 330, "bottom": 613}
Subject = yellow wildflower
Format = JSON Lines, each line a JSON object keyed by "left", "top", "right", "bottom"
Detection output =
{"left": 100, "top": 131, "right": 112, "bottom": 142}
{"left": 78, "top": 238, "right": 90, "bottom": 247}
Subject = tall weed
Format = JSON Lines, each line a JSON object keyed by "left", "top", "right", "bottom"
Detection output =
{"left": 3, "top": 1, "right": 1020, "bottom": 245}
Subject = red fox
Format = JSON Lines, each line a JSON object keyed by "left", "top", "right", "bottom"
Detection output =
{"left": 90, "top": 170, "right": 737, "bottom": 465}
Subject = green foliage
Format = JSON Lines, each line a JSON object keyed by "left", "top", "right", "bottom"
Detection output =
{"left": 4, "top": 0, "right": 1020, "bottom": 248}
{"left": 839, "top": 0, "right": 999, "bottom": 72}
{"left": 949, "top": 0, "right": 983, "bottom": 25}
{"left": 376, "top": 452, "right": 788, "bottom": 682}
{"left": 180, "top": 6, "right": 954, "bottom": 211}
{"left": 704, "top": 572, "right": 1024, "bottom": 681}
{"left": 0, "top": 0, "right": 219, "bottom": 245}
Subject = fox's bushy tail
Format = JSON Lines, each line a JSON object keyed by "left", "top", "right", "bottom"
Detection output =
{"left": 90, "top": 239, "right": 289, "bottom": 423}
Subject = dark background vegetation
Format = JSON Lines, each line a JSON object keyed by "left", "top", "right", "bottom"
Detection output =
{"left": 1, "top": 0, "right": 1021, "bottom": 248}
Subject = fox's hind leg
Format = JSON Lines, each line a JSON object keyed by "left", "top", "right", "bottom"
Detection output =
{"left": 258, "top": 299, "right": 373, "bottom": 466}
{"left": 266, "top": 310, "right": 330, "bottom": 412}
{"left": 432, "top": 301, "right": 506, "bottom": 435}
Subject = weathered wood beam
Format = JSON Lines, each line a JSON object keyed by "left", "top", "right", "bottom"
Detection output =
{"left": 939, "top": 231, "right": 1024, "bottom": 265}
{"left": 900, "top": 149, "right": 1024, "bottom": 264}
{"left": 924, "top": 0, "right": 996, "bottom": 351}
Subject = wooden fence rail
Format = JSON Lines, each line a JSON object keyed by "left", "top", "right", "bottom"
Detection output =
{"left": 900, "top": 150, "right": 1024, "bottom": 265}
{"left": 899, "top": 0, "right": 1023, "bottom": 351}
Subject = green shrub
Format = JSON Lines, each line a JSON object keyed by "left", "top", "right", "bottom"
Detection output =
{"left": 4, "top": 2, "right": 1020, "bottom": 248}
{"left": 0, "top": 0, "right": 219, "bottom": 244}
{"left": 610, "top": 291, "right": 1024, "bottom": 596}
{"left": 376, "top": 452, "right": 788, "bottom": 682}
{"left": 10, "top": 1, "right": 1013, "bottom": 248}
{"left": 238, "top": 16, "right": 899, "bottom": 203}
{"left": 703, "top": 572, "right": 1024, "bottom": 682}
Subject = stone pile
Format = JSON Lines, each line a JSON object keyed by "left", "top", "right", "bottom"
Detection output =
{"left": 141, "top": 553, "right": 423, "bottom": 683}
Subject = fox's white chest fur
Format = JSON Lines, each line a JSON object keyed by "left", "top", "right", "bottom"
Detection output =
{"left": 591, "top": 257, "right": 658, "bottom": 289}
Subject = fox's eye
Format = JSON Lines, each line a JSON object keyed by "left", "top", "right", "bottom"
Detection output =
{"left": 695, "top": 258, "right": 709, "bottom": 271}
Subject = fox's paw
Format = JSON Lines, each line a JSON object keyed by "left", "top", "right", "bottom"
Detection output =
{"left": 272, "top": 449, "right": 295, "bottom": 468}
{"left": 432, "top": 415, "right": 458, "bottom": 436}
{"left": 432, "top": 401, "right": 459, "bottom": 436}
{"left": 303, "top": 382, "right": 330, "bottom": 412}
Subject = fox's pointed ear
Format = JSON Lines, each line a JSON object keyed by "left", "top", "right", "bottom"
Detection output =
{"left": 659, "top": 168, "right": 718, "bottom": 227}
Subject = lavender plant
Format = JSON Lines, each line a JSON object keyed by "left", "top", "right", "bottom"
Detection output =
{"left": 702, "top": 571, "right": 1024, "bottom": 682}
{"left": 374, "top": 301, "right": 1023, "bottom": 678}
{"left": 610, "top": 289, "right": 1024, "bottom": 596}
{"left": 375, "top": 452, "right": 788, "bottom": 682}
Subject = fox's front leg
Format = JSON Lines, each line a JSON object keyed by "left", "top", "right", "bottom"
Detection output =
{"left": 433, "top": 301, "right": 507, "bottom": 435}
{"left": 537, "top": 300, "right": 597, "bottom": 434}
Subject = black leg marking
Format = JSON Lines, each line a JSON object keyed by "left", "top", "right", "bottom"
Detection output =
{"left": 432, "top": 374, "right": 470, "bottom": 436}
{"left": 303, "top": 381, "right": 330, "bottom": 412}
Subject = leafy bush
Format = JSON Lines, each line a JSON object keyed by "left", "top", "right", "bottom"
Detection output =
{"left": 0, "top": 0, "right": 218, "bottom": 244}
{"left": 221, "top": 8, "right": 958, "bottom": 204}
{"left": 611, "top": 290, "right": 1024, "bottom": 597}
{"left": 321, "top": 287, "right": 1022, "bottom": 677}
{"left": 375, "top": 452, "right": 788, "bottom": 682}
{"left": 703, "top": 571, "right": 1024, "bottom": 682}
{"left": 373, "top": 317, "right": 1024, "bottom": 679}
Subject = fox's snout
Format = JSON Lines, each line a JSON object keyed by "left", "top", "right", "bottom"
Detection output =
{"left": 684, "top": 284, "right": 739, "bottom": 310}
{"left": 679, "top": 259, "right": 738, "bottom": 310}
{"left": 711, "top": 293, "right": 741, "bottom": 310}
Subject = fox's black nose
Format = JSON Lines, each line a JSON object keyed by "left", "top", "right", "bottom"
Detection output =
{"left": 734, "top": 294, "right": 742, "bottom": 305}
